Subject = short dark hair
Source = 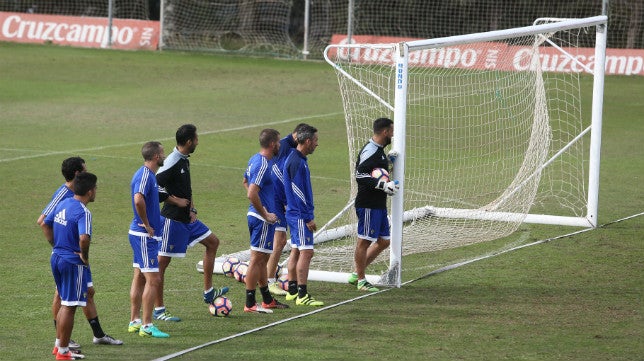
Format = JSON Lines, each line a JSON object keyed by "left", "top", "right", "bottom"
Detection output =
{"left": 259, "top": 129, "right": 280, "bottom": 148}
{"left": 61, "top": 157, "right": 85, "bottom": 182}
{"left": 141, "top": 141, "right": 162, "bottom": 161}
{"left": 176, "top": 124, "right": 197, "bottom": 146}
{"left": 373, "top": 117, "right": 393, "bottom": 134}
{"left": 296, "top": 124, "right": 318, "bottom": 144}
{"left": 73, "top": 172, "right": 97, "bottom": 196}
{"left": 293, "top": 123, "right": 308, "bottom": 134}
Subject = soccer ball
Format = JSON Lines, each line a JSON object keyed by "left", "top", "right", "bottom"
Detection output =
{"left": 274, "top": 264, "right": 283, "bottom": 279}
{"left": 209, "top": 296, "right": 232, "bottom": 317}
{"left": 276, "top": 274, "right": 289, "bottom": 291}
{"left": 371, "top": 167, "right": 390, "bottom": 181}
{"left": 221, "top": 257, "right": 241, "bottom": 278}
{"left": 234, "top": 262, "right": 249, "bottom": 283}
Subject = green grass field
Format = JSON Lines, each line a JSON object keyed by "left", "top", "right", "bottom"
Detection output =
{"left": 0, "top": 42, "right": 642, "bottom": 361}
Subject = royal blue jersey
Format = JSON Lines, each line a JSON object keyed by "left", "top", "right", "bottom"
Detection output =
{"left": 41, "top": 184, "right": 73, "bottom": 217}
{"left": 272, "top": 134, "right": 297, "bottom": 210}
{"left": 244, "top": 153, "right": 276, "bottom": 220}
{"left": 44, "top": 197, "right": 91, "bottom": 265}
{"left": 283, "top": 149, "right": 314, "bottom": 222}
{"left": 130, "top": 165, "right": 162, "bottom": 236}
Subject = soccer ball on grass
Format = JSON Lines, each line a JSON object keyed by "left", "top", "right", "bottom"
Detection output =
{"left": 276, "top": 274, "right": 289, "bottom": 291}
{"left": 221, "top": 257, "right": 241, "bottom": 278}
{"left": 234, "top": 262, "right": 249, "bottom": 283}
{"left": 209, "top": 296, "right": 232, "bottom": 317}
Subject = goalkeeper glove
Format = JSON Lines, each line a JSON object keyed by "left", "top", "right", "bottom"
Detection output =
{"left": 387, "top": 150, "right": 399, "bottom": 164}
{"left": 376, "top": 179, "right": 399, "bottom": 195}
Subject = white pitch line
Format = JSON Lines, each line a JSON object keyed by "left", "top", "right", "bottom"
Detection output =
{"left": 407, "top": 211, "right": 644, "bottom": 283}
{"left": 0, "top": 112, "right": 343, "bottom": 163}
{"left": 153, "top": 212, "right": 643, "bottom": 361}
{"left": 151, "top": 289, "right": 387, "bottom": 361}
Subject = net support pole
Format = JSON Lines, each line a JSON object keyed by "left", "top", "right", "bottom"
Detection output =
{"left": 586, "top": 17, "right": 607, "bottom": 227}
{"left": 302, "top": 0, "right": 310, "bottom": 59}
{"left": 389, "top": 42, "right": 409, "bottom": 288}
{"left": 347, "top": 0, "right": 354, "bottom": 45}
{"left": 103, "top": 0, "right": 114, "bottom": 48}
{"left": 159, "top": 0, "right": 165, "bottom": 49}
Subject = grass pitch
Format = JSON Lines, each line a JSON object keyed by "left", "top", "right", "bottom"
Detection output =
{"left": 0, "top": 42, "right": 641, "bottom": 360}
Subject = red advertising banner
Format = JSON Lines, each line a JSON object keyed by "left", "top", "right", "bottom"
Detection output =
{"left": 0, "top": 12, "right": 159, "bottom": 50}
{"left": 329, "top": 34, "right": 644, "bottom": 76}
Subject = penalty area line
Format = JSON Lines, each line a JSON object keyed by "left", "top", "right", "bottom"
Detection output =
{"left": 153, "top": 212, "right": 643, "bottom": 360}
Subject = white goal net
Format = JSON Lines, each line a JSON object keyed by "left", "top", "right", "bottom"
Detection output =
{"left": 314, "top": 16, "right": 607, "bottom": 286}
{"left": 160, "top": 0, "right": 299, "bottom": 56}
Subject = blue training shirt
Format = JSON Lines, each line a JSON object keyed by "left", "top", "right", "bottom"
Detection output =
{"left": 44, "top": 197, "right": 91, "bottom": 265}
{"left": 283, "top": 149, "right": 314, "bottom": 222}
{"left": 272, "top": 134, "right": 297, "bottom": 210}
{"left": 41, "top": 184, "right": 73, "bottom": 217}
{"left": 130, "top": 165, "right": 162, "bottom": 236}
{"left": 245, "top": 153, "right": 276, "bottom": 220}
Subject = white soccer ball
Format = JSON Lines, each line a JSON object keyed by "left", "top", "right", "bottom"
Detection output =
{"left": 208, "top": 296, "right": 232, "bottom": 317}
{"left": 221, "top": 257, "right": 241, "bottom": 278}
{"left": 371, "top": 168, "right": 390, "bottom": 181}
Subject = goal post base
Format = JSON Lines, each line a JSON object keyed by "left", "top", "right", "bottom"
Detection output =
{"left": 196, "top": 259, "right": 385, "bottom": 286}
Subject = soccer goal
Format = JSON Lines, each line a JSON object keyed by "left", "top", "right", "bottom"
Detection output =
{"left": 311, "top": 15, "right": 608, "bottom": 287}
{"left": 198, "top": 16, "right": 608, "bottom": 287}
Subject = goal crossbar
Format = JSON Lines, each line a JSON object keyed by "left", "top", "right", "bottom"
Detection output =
{"left": 405, "top": 16, "right": 606, "bottom": 50}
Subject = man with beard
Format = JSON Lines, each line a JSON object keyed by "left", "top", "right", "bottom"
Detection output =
{"left": 154, "top": 124, "right": 228, "bottom": 322}
{"left": 348, "top": 118, "right": 399, "bottom": 292}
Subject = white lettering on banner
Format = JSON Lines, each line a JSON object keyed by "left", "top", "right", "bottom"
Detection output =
{"left": 140, "top": 27, "right": 154, "bottom": 47}
{"left": 330, "top": 35, "right": 644, "bottom": 76}
{"left": 485, "top": 49, "right": 499, "bottom": 69}
{"left": 513, "top": 48, "right": 644, "bottom": 75}
{"left": 605, "top": 55, "right": 643, "bottom": 76}
{"left": 2, "top": 14, "right": 135, "bottom": 45}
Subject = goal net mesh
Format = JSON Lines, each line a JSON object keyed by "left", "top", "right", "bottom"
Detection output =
{"left": 312, "top": 21, "right": 593, "bottom": 284}
{"left": 160, "top": 0, "right": 299, "bottom": 56}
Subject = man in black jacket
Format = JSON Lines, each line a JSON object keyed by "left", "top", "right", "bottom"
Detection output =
{"left": 349, "top": 118, "right": 399, "bottom": 292}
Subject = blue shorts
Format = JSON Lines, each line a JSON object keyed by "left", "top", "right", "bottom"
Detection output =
{"left": 85, "top": 265, "right": 93, "bottom": 287}
{"left": 159, "top": 216, "right": 211, "bottom": 257}
{"left": 248, "top": 216, "right": 275, "bottom": 254}
{"left": 51, "top": 253, "right": 88, "bottom": 307}
{"left": 129, "top": 231, "right": 160, "bottom": 272}
{"left": 286, "top": 217, "right": 314, "bottom": 250}
{"left": 356, "top": 208, "right": 391, "bottom": 242}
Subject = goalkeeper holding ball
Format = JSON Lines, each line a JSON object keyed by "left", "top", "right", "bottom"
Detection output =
{"left": 348, "top": 117, "right": 399, "bottom": 292}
